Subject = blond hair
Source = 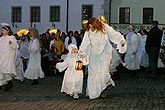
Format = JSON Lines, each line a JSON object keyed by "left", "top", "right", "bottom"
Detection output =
{"left": 29, "top": 28, "right": 39, "bottom": 39}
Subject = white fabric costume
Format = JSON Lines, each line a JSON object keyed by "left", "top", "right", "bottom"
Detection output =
{"left": 137, "top": 33, "right": 148, "bottom": 67}
{"left": 15, "top": 49, "right": 24, "bottom": 81}
{"left": 24, "top": 38, "right": 44, "bottom": 79}
{"left": 124, "top": 32, "right": 140, "bottom": 70}
{"left": 79, "top": 23, "right": 126, "bottom": 99}
{"left": 56, "top": 44, "right": 89, "bottom": 95}
{"left": 0, "top": 35, "right": 18, "bottom": 85}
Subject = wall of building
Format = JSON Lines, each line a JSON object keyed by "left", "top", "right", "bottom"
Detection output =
{"left": 110, "top": 0, "right": 165, "bottom": 24}
{"left": 109, "top": 0, "right": 165, "bottom": 34}
{"left": 0, "top": 0, "right": 104, "bottom": 34}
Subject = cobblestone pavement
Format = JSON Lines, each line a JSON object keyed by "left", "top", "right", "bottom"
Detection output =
{"left": 0, "top": 69, "right": 165, "bottom": 110}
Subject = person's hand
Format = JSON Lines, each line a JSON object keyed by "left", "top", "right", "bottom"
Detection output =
{"left": 78, "top": 50, "right": 86, "bottom": 57}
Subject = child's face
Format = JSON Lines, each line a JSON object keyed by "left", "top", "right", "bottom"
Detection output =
{"left": 71, "top": 48, "right": 78, "bottom": 53}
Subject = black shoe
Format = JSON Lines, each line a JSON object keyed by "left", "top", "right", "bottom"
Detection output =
{"left": 2, "top": 81, "right": 13, "bottom": 91}
{"left": 30, "top": 80, "right": 39, "bottom": 85}
{"left": 150, "top": 74, "right": 159, "bottom": 78}
{"left": 100, "top": 90, "right": 107, "bottom": 98}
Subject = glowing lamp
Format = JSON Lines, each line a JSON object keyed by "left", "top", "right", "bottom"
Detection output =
{"left": 75, "top": 60, "right": 83, "bottom": 70}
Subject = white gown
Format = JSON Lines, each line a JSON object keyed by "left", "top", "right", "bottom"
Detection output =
{"left": 124, "top": 33, "right": 140, "bottom": 70}
{"left": 79, "top": 23, "right": 126, "bottom": 99}
{"left": 0, "top": 35, "right": 18, "bottom": 85}
{"left": 15, "top": 50, "right": 24, "bottom": 81}
{"left": 56, "top": 53, "right": 89, "bottom": 95}
{"left": 137, "top": 34, "right": 148, "bottom": 67}
{"left": 24, "top": 39, "right": 44, "bottom": 79}
{"left": 0, "top": 35, "right": 18, "bottom": 74}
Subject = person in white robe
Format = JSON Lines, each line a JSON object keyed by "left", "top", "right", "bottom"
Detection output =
{"left": 24, "top": 28, "right": 44, "bottom": 85}
{"left": 19, "top": 35, "right": 30, "bottom": 71}
{"left": 124, "top": 26, "right": 140, "bottom": 70}
{"left": 79, "top": 17, "right": 127, "bottom": 99}
{"left": 15, "top": 49, "right": 24, "bottom": 81}
{"left": 0, "top": 26, "right": 18, "bottom": 91}
{"left": 137, "top": 29, "right": 149, "bottom": 68}
{"left": 56, "top": 44, "right": 89, "bottom": 99}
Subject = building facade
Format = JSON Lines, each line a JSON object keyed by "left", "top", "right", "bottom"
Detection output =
{"left": 104, "top": 0, "right": 165, "bottom": 34}
{"left": 0, "top": 0, "right": 104, "bottom": 33}
{"left": 0, "top": 0, "right": 165, "bottom": 34}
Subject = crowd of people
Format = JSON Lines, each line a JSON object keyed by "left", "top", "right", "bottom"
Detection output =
{"left": 0, "top": 18, "right": 164, "bottom": 100}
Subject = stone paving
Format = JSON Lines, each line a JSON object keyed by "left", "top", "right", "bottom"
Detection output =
{"left": 0, "top": 69, "right": 165, "bottom": 110}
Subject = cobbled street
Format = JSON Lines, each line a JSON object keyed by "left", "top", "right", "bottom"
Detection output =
{"left": 0, "top": 70, "right": 165, "bottom": 110}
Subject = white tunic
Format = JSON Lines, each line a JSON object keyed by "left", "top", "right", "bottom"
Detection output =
{"left": 79, "top": 24, "right": 126, "bottom": 99}
{"left": 0, "top": 35, "right": 18, "bottom": 75}
{"left": 137, "top": 34, "right": 148, "bottom": 67}
{"left": 56, "top": 53, "right": 88, "bottom": 95}
{"left": 24, "top": 39, "right": 44, "bottom": 79}
{"left": 125, "top": 33, "right": 140, "bottom": 70}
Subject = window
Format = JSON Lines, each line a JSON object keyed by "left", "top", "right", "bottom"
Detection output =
{"left": 12, "top": 7, "right": 21, "bottom": 22}
{"left": 30, "top": 6, "right": 40, "bottom": 22}
{"left": 50, "top": 6, "right": 60, "bottom": 22}
{"left": 119, "top": 7, "right": 130, "bottom": 24}
{"left": 82, "top": 5, "right": 93, "bottom": 20}
{"left": 143, "top": 8, "right": 153, "bottom": 24}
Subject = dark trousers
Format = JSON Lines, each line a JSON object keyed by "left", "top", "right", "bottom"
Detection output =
{"left": 147, "top": 47, "right": 160, "bottom": 74}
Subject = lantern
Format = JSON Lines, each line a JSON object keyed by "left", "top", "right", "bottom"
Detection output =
{"left": 75, "top": 60, "right": 83, "bottom": 70}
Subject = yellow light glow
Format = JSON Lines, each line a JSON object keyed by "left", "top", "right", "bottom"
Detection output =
{"left": 16, "top": 29, "right": 29, "bottom": 37}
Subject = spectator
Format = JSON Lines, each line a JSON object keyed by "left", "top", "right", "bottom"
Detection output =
{"left": 145, "top": 21, "right": 163, "bottom": 77}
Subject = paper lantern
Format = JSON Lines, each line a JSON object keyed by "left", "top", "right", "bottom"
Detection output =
{"left": 75, "top": 60, "right": 83, "bottom": 70}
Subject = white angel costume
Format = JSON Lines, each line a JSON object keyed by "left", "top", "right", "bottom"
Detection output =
{"left": 124, "top": 32, "right": 140, "bottom": 70}
{"left": 56, "top": 44, "right": 89, "bottom": 96}
{"left": 79, "top": 23, "right": 127, "bottom": 99}
{"left": 15, "top": 49, "right": 24, "bottom": 81}
{"left": 137, "top": 33, "right": 148, "bottom": 67}
{"left": 0, "top": 35, "right": 18, "bottom": 85}
{"left": 24, "top": 38, "right": 44, "bottom": 79}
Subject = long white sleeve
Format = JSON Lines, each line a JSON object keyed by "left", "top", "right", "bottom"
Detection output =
{"left": 79, "top": 32, "right": 90, "bottom": 52}
{"left": 104, "top": 23, "right": 127, "bottom": 53}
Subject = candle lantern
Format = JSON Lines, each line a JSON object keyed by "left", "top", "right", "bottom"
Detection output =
{"left": 75, "top": 60, "right": 83, "bottom": 70}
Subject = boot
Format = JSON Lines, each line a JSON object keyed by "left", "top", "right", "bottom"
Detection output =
{"left": 30, "top": 80, "right": 39, "bottom": 85}
{"left": 2, "top": 80, "right": 13, "bottom": 91}
{"left": 100, "top": 88, "right": 108, "bottom": 98}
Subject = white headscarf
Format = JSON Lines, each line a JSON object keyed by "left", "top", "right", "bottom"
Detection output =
{"left": 68, "top": 43, "right": 77, "bottom": 53}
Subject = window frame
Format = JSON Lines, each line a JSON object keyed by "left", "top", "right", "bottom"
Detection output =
{"left": 11, "top": 6, "right": 22, "bottom": 23}
{"left": 82, "top": 4, "right": 93, "bottom": 20}
{"left": 143, "top": 8, "right": 153, "bottom": 24}
{"left": 50, "top": 5, "right": 60, "bottom": 22}
{"left": 119, "top": 7, "right": 130, "bottom": 24}
{"left": 30, "top": 6, "right": 40, "bottom": 22}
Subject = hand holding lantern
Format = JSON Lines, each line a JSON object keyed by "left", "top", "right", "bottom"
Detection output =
{"left": 75, "top": 60, "right": 83, "bottom": 70}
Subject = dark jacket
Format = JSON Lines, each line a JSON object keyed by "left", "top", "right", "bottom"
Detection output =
{"left": 145, "top": 26, "right": 163, "bottom": 52}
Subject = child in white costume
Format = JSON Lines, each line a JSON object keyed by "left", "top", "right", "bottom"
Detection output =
{"left": 56, "top": 44, "right": 89, "bottom": 99}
